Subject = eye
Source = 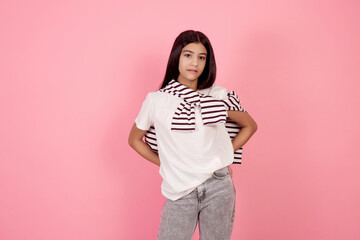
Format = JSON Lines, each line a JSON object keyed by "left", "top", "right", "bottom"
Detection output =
{"left": 185, "top": 54, "right": 191, "bottom": 57}
{"left": 200, "top": 56, "right": 206, "bottom": 60}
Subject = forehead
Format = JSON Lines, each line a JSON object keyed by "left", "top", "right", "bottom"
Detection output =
{"left": 182, "top": 42, "right": 207, "bottom": 54}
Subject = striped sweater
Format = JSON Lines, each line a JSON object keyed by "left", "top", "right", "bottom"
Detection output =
{"left": 145, "top": 80, "right": 247, "bottom": 164}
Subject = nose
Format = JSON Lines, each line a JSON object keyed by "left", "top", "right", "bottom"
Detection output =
{"left": 190, "top": 58, "right": 198, "bottom": 66}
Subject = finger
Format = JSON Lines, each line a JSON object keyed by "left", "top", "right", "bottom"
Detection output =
{"left": 228, "top": 166, "right": 233, "bottom": 177}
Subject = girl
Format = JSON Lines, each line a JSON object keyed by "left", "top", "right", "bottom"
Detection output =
{"left": 128, "top": 30, "right": 257, "bottom": 240}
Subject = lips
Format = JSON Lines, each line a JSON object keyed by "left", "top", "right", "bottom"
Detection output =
{"left": 187, "top": 69, "right": 198, "bottom": 73}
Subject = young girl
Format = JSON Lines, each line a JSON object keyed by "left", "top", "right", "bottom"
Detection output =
{"left": 128, "top": 30, "right": 257, "bottom": 240}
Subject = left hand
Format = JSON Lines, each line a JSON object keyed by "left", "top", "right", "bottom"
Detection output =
{"left": 227, "top": 165, "right": 233, "bottom": 178}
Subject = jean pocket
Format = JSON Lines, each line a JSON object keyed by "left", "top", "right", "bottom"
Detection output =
{"left": 212, "top": 167, "right": 230, "bottom": 180}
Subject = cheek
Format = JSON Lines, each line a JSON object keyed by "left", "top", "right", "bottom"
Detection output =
{"left": 178, "top": 57, "right": 186, "bottom": 69}
{"left": 199, "top": 61, "right": 207, "bottom": 71}
{"left": 178, "top": 62, "right": 186, "bottom": 72}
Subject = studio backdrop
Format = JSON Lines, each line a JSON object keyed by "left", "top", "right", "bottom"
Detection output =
{"left": 1, "top": 0, "right": 359, "bottom": 239}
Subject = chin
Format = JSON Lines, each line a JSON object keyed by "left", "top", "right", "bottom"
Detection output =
{"left": 186, "top": 75, "right": 199, "bottom": 81}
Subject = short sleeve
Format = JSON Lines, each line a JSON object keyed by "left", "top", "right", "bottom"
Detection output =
{"left": 135, "top": 93, "right": 154, "bottom": 130}
{"left": 217, "top": 87, "right": 229, "bottom": 100}
{"left": 205, "top": 84, "right": 228, "bottom": 100}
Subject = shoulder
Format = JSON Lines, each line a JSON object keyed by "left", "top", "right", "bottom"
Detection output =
{"left": 198, "top": 84, "right": 228, "bottom": 100}
{"left": 144, "top": 90, "right": 181, "bottom": 105}
{"left": 144, "top": 90, "right": 168, "bottom": 100}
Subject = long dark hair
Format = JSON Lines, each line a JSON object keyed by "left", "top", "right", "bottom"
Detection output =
{"left": 160, "top": 30, "right": 217, "bottom": 90}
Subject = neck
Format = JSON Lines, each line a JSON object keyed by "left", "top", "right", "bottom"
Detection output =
{"left": 177, "top": 76, "right": 198, "bottom": 91}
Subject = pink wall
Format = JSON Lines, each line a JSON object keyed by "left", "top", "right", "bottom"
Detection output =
{"left": 1, "top": 0, "right": 360, "bottom": 239}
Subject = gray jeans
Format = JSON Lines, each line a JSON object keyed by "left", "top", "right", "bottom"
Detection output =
{"left": 157, "top": 167, "right": 236, "bottom": 240}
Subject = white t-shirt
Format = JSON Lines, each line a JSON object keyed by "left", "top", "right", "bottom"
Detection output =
{"left": 135, "top": 84, "right": 234, "bottom": 200}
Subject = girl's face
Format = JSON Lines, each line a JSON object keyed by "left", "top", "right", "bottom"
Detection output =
{"left": 177, "top": 42, "right": 207, "bottom": 86}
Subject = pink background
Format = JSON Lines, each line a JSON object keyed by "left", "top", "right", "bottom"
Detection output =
{"left": 1, "top": 0, "right": 360, "bottom": 239}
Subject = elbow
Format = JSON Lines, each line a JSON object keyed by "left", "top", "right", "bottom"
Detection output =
{"left": 128, "top": 135, "right": 144, "bottom": 150}
{"left": 251, "top": 120, "right": 258, "bottom": 133}
{"left": 128, "top": 136, "right": 136, "bottom": 149}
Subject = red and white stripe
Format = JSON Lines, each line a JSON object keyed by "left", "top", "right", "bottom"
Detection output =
{"left": 161, "top": 80, "right": 227, "bottom": 131}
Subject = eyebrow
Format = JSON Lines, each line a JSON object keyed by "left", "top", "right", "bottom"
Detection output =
{"left": 182, "top": 49, "right": 207, "bottom": 55}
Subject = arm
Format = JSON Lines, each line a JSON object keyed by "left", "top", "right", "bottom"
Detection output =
{"left": 128, "top": 123, "right": 160, "bottom": 166}
{"left": 227, "top": 111, "right": 258, "bottom": 152}
{"left": 227, "top": 111, "right": 257, "bottom": 176}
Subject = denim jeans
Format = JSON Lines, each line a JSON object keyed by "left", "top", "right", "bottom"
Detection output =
{"left": 157, "top": 166, "right": 236, "bottom": 240}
